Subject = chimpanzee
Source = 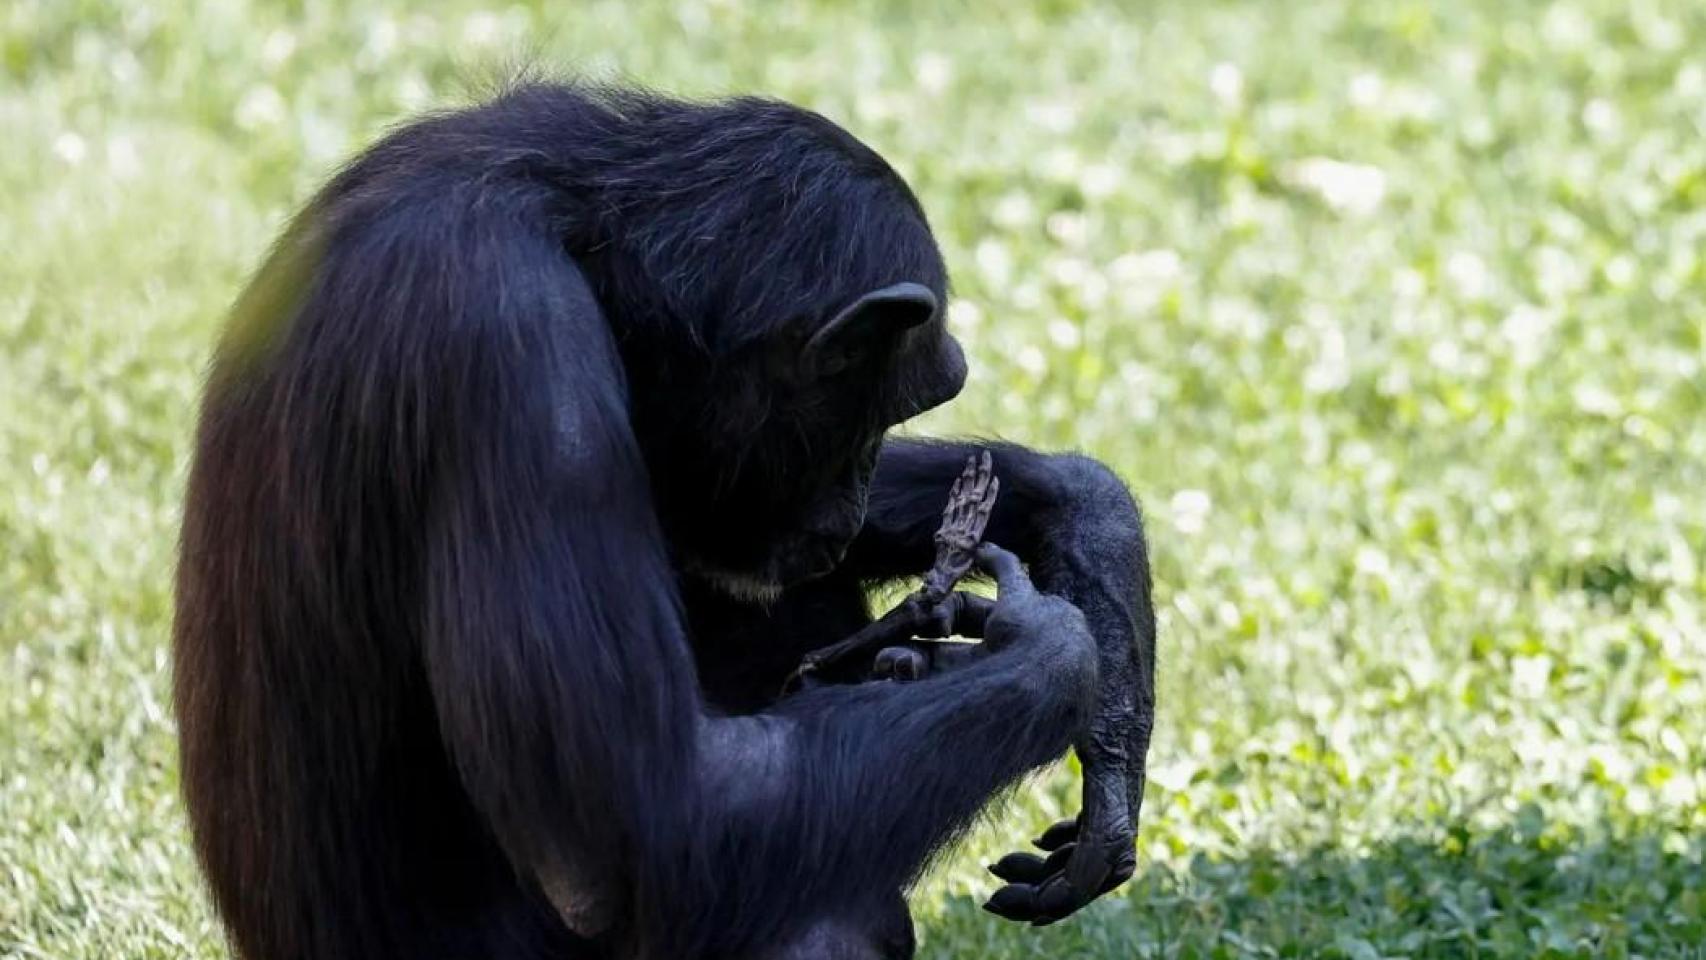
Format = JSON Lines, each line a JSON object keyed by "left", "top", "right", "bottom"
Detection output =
{"left": 174, "top": 82, "right": 1155, "bottom": 960}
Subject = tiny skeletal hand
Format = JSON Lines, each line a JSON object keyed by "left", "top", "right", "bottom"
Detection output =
{"left": 920, "top": 452, "right": 999, "bottom": 601}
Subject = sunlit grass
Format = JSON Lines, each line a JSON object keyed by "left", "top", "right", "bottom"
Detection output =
{"left": 3, "top": 1, "right": 1703, "bottom": 957}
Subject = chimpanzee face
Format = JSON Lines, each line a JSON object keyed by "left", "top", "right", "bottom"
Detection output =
{"left": 671, "top": 283, "right": 965, "bottom": 602}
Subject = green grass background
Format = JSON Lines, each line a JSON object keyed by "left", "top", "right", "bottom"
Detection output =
{"left": 3, "top": 0, "right": 1704, "bottom": 957}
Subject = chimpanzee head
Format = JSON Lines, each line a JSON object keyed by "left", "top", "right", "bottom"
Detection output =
{"left": 679, "top": 280, "right": 967, "bottom": 600}
{"left": 582, "top": 96, "right": 966, "bottom": 601}
{"left": 630, "top": 269, "right": 967, "bottom": 602}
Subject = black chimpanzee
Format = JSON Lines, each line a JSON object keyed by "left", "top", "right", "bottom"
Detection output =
{"left": 175, "top": 82, "right": 1156, "bottom": 960}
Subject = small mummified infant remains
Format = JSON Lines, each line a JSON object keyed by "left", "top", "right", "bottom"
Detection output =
{"left": 786, "top": 452, "right": 1001, "bottom": 691}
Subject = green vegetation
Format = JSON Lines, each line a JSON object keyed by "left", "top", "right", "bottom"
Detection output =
{"left": 3, "top": 0, "right": 1703, "bottom": 956}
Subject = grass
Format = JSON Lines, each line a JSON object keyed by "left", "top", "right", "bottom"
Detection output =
{"left": 3, "top": 0, "right": 1704, "bottom": 957}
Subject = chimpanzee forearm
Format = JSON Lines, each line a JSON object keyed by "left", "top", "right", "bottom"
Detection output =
{"left": 695, "top": 547, "right": 1097, "bottom": 947}
{"left": 848, "top": 437, "right": 1157, "bottom": 921}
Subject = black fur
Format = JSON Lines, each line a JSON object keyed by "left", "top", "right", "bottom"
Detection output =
{"left": 175, "top": 82, "right": 1153, "bottom": 960}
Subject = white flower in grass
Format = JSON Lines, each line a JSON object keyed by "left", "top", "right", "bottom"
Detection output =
{"left": 1603, "top": 254, "right": 1637, "bottom": 288}
{"left": 1572, "top": 383, "right": 1621, "bottom": 417}
{"left": 1282, "top": 157, "right": 1387, "bottom": 216}
{"left": 1025, "top": 99, "right": 1078, "bottom": 134}
{"left": 915, "top": 52, "right": 952, "bottom": 95}
{"left": 1046, "top": 319, "right": 1081, "bottom": 349}
{"left": 1081, "top": 163, "right": 1121, "bottom": 199}
{"left": 1110, "top": 249, "right": 1183, "bottom": 284}
{"left": 1209, "top": 62, "right": 1244, "bottom": 106}
{"left": 1532, "top": 245, "right": 1584, "bottom": 301}
{"left": 1169, "top": 489, "right": 1212, "bottom": 535}
{"left": 1148, "top": 756, "right": 1197, "bottom": 791}
{"left": 1427, "top": 338, "right": 1463, "bottom": 374}
{"left": 1582, "top": 98, "right": 1620, "bottom": 139}
{"left": 1041, "top": 147, "right": 1081, "bottom": 181}
{"left": 1511, "top": 655, "right": 1552, "bottom": 699}
{"left": 1046, "top": 212, "right": 1088, "bottom": 247}
{"left": 53, "top": 132, "right": 87, "bottom": 165}
{"left": 1047, "top": 255, "right": 1091, "bottom": 287}
{"left": 396, "top": 72, "right": 433, "bottom": 110}
{"left": 1304, "top": 326, "right": 1348, "bottom": 394}
{"left": 107, "top": 135, "right": 140, "bottom": 181}
{"left": 946, "top": 299, "right": 983, "bottom": 333}
{"left": 1348, "top": 72, "right": 1384, "bottom": 108}
{"left": 464, "top": 11, "right": 502, "bottom": 46}
{"left": 1677, "top": 64, "right": 1705, "bottom": 97}
{"left": 235, "top": 86, "right": 286, "bottom": 131}
{"left": 361, "top": 18, "right": 399, "bottom": 65}
{"left": 1500, "top": 304, "right": 1555, "bottom": 367}
{"left": 261, "top": 29, "right": 296, "bottom": 68}
{"left": 991, "top": 191, "right": 1035, "bottom": 228}
{"left": 1393, "top": 267, "right": 1427, "bottom": 300}
{"left": 974, "top": 239, "right": 1012, "bottom": 286}
{"left": 1445, "top": 250, "right": 1490, "bottom": 300}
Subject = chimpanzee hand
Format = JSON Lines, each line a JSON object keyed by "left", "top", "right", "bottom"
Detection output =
{"left": 870, "top": 591, "right": 994, "bottom": 681}
{"left": 984, "top": 805, "right": 1135, "bottom": 926}
{"left": 969, "top": 543, "right": 1134, "bottom": 926}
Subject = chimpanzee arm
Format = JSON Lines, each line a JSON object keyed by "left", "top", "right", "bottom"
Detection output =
{"left": 391, "top": 196, "right": 1097, "bottom": 956}
{"left": 845, "top": 437, "right": 1158, "bottom": 924}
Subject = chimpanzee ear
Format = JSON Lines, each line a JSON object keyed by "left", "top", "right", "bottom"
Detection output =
{"left": 805, "top": 282, "right": 940, "bottom": 359}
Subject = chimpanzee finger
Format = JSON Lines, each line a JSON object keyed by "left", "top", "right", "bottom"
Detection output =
{"left": 981, "top": 883, "right": 1038, "bottom": 922}
{"left": 1099, "top": 858, "right": 1136, "bottom": 894}
{"left": 975, "top": 543, "right": 1034, "bottom": 599}
{"left": 929, "top": 592, "right": 994, "bottom": 638}
{"left": 924, "top": 641, "right": 982, "bottom": 673}
{"left": 1034, "top": 816, "right": 1079, "bottom": 851}
{"left": 984, "top": 877, "right": 1087, "bottom": 926}
{"left": 872, "top": 646, "right": 926, "bottom": 682}
{"left": 988, "top": 852, "right": 1047, "bottom": 883}
{"left": 921, "top": 598, "right": 954, "bottom": 638}
{"left": 988, "top": 843, "right": 1076, "bottom": 883}
{"left": 1031, "top": 878, "right": 1082, "bottom": 924}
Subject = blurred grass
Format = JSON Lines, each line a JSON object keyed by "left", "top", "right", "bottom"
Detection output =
{"left": 3, "top": 0, "right": 1704, "bottom": 957}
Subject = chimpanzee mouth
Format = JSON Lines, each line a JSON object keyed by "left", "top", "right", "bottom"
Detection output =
{"left": 786, "top": 537, "right": 850, "bottom": 583}
{"left": 686, "top": 560, "right": 787, "bottom": 605}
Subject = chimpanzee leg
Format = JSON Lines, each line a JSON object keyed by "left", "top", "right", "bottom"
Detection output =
{"left": 845, "top": 438, "right": 1156, "bottom": 923}
{"left": 757, "top": 888, "right": 915, "bottom": 960}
